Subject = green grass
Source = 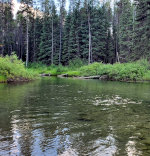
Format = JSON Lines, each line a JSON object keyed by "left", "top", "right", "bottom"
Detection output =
{"left": 0, "top": 54, "right": 38, "bottom": 82}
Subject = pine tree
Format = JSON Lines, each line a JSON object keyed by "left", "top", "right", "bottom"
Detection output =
{"left": 33, "top": 16, "right": 42, "bottom": 62}
{"left": 38, "top": 0, "right": 52, "bottom": 64}
{"left": 91, "top": 6, "right": 108, "bottom": 62}
{"left": 134, "top": 0, "right": 150, "bottom": 59}
{"left": 62, "top": 12, "right": 72, "bottom": 64}
{"left": 58, "top": 0, "right": 66, "bottom": 64}
{"left": 117, "top": 0, "right": 134, "bottom": 62}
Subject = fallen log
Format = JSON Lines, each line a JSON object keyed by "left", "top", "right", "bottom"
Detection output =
{"left": 81, "top": 75, "right": 100, "bottom": 79}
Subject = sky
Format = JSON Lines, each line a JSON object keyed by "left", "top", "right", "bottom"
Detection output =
{"left": 11, "top": 0, "right": 117, "bottom": 18}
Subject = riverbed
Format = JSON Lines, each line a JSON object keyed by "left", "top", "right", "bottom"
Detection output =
{"left": 0, "top": 77, "right": 150, "bottom": 156}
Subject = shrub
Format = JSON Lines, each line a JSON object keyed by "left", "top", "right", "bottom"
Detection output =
{"left": 0, "top": 75, "right": 7, "bottom": 83}
{"left": 0, "top": 54, "right": 37, "bottom": 82}
{"left": 66, "top": 71, "right": 80, "bottom": 77}
{"left": 29, "top": 62, "right": 48, "bottom": 74}
{"left": 143, "top": 71, "right": 150, "bottom": 81}
{"left": 69, "top": 58, "right": 87, "bottom": 69}
{"left": 79, "top": 61, "right": 147, "bottom": 81}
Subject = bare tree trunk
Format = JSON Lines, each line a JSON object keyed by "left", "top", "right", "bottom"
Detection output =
{"left": 88, "top": 11, "right": 92, "bottom": 64}
{"left": 26, "top": 18, "right": 29, "bottom": 67}
{"left": 116, "top": 52, "right": 120, "bottom": 63}
{"left": 51, "top": 18, "right": 54, "bottom": 65}
{"left": 91, "top": 38, "right": 93, "bottom": 63}
{"left": 33, "top": 17, "right": 36, "bottom": 62}
{"left": 59, "top": 15, "right": 62, "bottom": 65}
{"left": 77, "top": 35, "right": 80, "bottom": 57}
{"left": 1, "top": 30, "right": 4, "bottom": 56}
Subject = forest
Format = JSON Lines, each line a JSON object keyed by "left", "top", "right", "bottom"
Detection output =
{"left": 0, "top": 0, "right": 150, "bottom": 82}
{"left": 1, "top": 1, "right": 150, "bottom": 155}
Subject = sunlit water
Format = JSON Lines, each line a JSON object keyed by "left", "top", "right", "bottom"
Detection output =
{"left": 0, "top": 77, "right": 150, "bottom": 156}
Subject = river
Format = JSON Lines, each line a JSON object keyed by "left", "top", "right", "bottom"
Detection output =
{"left": 0, "top": 77, "right": 150, "bottom": 156}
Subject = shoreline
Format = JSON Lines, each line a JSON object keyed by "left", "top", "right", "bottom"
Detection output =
{"left": 1, "top": 74, "right": 150, "bottom": 84}
{"left": 56, "top": 74, "right": 150, "bottom": 83}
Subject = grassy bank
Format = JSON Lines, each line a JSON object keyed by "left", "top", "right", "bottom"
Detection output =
{"left": 0, "top": 54, "right": 38, "bottom": 83}
{"left": 1, "top": 55, "right": 150, "bottom": 83}
{"left": 30, "top": 59, "right": 150, "bottom": 82}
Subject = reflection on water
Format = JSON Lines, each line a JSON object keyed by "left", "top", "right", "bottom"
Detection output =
{"left": 0, "top": 78, "right": 150, "bottom": 155}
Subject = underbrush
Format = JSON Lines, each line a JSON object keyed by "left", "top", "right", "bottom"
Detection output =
{"left": 79, "top": 61, "right": 148, "bottom": 81}
{"left": 0, "top": 54, "right": 37, "bottom": 82}
{"left": 29, "top": 59, "right": 150, "bottom": 82}
{"left": 29, "top": 62, "right": 80, "bottom": 76}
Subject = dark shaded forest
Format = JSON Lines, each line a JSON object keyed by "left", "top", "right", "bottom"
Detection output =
{"left": 0, "top": 0, "right": 150, "bottom": 66}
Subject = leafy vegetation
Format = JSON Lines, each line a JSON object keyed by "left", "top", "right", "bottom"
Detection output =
{"left": 28, "top": 59, "right": 150, "bottom": 82}
{"left": 80, "top": 62, "right": 147, "bottom": 81}
{"left": 0, "top": 54, "right": 150, "bottom": 83}
{"left": 0, "top": 54, "right": 37, "bottom": 82}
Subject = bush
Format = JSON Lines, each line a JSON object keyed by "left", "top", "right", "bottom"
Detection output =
{"left": 79, "top": 62, "right": 102, "bottom": 76}
{"left": 143, "top": 71, "right": 150, "bottom": 81}
{"left": 0, "top": 75, "right": 7, "bottom": 83}
{"left": 0, "top": 54, "right": 37, "bottom": 82}
{"left": 137, "top": 59, "right": 150, "bottom": 70}
{"left": 79, "top": 61, "right": 147, "bottom": 81}
{"left": 69, "top": 58, "right": 87, "bottom": 69}
{"left": 29, "top": 62, "right": 48, "bottom": 74}
{"left": 28, "top": 59, "right": 150, "bottom": 82}
{"left": 66, "top": 71, "right": 80, "bottom": 77}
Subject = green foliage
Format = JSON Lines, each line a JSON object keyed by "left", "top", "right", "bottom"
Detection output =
{"left": 136, "top": 59, "right": 150, "bottom": 70}
{"left": 80, "top": 62, "right": 102, "bottom": 76}
{"left": 29, "top": 59, "right": 150, "bottom": 82}
{"left": 79, "top": 61, "right": 148, "bottom": 81}
{"left": 66, "top": 71, "right": 80, "bottom": 77}
{"left": 143, "top": 71, "right": 150, "bottom": 81}
{"left": 69, "top": 58, "right": 87, "bottom": 69}
{"left": 28, "top": 62, "right": 48, "bottom": 74}
{"left": 117, "top": 0, "right": 134, "bottom": 62}
{"left": 0, "top": 75, "right": 7, "bottom": 83}
{"left": 0, "top": 54, "right": 37, "bottom": 82}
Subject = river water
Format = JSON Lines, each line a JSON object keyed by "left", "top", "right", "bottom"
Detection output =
{"left": 0, "top": 77, "right": 150, "bottom": 156}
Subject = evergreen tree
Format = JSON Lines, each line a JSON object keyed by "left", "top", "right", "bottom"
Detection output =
{"left": 38, "top": 0, "right": 52, "bottom": 64}
{"left": 117, "top": 0, "right": 134, "bottom": 62}
{"left": 62, "top": 12, "right": 72, "bottom": 64}
{"left": 32, "top": 16, "right": 42, "bottom": 62}
{"left": 134, "top": 0, "right": 150, "bottom": 59}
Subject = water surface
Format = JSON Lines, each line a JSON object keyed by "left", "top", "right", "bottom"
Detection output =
{"left": 0, "top": 77, "right": 150, "bottom": 156}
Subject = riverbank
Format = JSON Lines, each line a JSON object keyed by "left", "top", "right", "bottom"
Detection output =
{"left": 0, "top": 55, "right": 37, "bottom": 83}
{"left": 30, "top": 59, "right": 150, "bottom": 82}
{"left": 1, "top": 55, "right": 150, "bottom": 83}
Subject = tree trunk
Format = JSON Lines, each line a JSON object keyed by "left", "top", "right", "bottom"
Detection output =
{"left": 88, "top": 11, "right": 92, "bottom": 64}
{"left": 33, "top": 18, "right": 36, "bottom": 62}
{"left": 26, "top": 18, "right": 29, "bottom": 67}
{"left": 51, "top": 17, "right": 54, "bottom": 65}
{"left": 59, "top": 15, "right": 62, "bottom": 65}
